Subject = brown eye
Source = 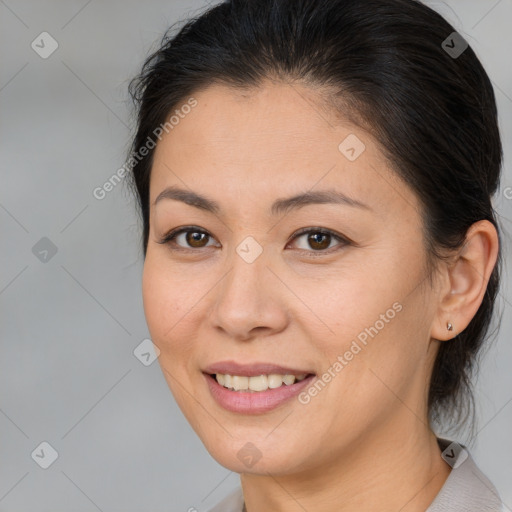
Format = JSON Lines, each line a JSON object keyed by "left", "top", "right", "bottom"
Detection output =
{"left": 157, "top": 227, "right": 219, "bottom": 250}
{"left": 307, "top": 232, "right": 331, "bottom": 250}
{"left": 185, "top": 231, "right": 210, "bottom": 248}
{"left": 289, "top": 228, "right": 349, "bottom": 254}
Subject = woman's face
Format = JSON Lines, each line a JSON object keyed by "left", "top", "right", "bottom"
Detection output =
{"left": 142, "top": 82, "right": 442, "bottom": 475}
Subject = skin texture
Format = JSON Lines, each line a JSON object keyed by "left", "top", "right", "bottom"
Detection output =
{"left": 142, "top": 81, "right": 499, "bottom": 512}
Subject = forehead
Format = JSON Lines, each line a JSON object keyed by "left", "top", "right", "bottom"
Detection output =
{"left": 150, "top": 81, "right": 420, "bottom": 219}
{"left": 155, "top": 81, "right": 359, "bottom": 159}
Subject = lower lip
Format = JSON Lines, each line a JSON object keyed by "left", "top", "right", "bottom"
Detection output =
{"left": 204, "top": 373, "right": 316, "bottom": 414}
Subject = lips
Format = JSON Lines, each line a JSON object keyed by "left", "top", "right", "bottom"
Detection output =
{"left": 202, "top": 360, "right": 317, "bottom": 413}
{"left": 202, "top": 360, "right": 315, "bottom": 377}
{"left": 204, "top": 372, "right": 316, "bottom": 414}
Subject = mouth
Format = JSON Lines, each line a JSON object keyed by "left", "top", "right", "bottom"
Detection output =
{"left": 203, "top": 370, "right": 317, "bottom": 414}
{"left": 206, "top": 372, "right": 314, "bottom": 392}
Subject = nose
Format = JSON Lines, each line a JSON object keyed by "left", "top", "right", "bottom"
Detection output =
{"left": 209, "top": 246, "right": 289, "bottom": 341}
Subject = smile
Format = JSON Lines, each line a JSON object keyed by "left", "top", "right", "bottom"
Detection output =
{"left": 203, "top": 372, "right": 316, "bottom": 414}
{"left": 214, "top": 373, "right": 308, "bottom": 392}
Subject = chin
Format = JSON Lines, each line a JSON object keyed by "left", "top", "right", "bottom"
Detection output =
{"left": 202, "top": 436, "right": 307, "bottom": 475}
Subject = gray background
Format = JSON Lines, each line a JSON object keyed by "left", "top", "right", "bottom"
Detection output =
{"left": 1, "top": 0, "right": 511, "bottom": 510}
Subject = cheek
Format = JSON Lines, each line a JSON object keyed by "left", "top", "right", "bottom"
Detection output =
{"left": 300, "top": 257, "right": 428, "bottom": 406}
{"left": 141, "top": 254, "right": 195, "bottom": 358}
{"left": 298, "top": 263, "right": 402, "bottom": 344}
{"left": 142, "top": 255, "right": 201, "bottom": 413}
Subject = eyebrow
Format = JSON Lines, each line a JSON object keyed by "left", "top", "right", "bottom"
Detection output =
{"left": 153, "top": 185, "right": 372, "bottom": 216}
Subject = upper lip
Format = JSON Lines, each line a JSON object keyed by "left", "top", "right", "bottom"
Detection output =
{"left": 203, "top": 360, "right": 315, "bottom": 377}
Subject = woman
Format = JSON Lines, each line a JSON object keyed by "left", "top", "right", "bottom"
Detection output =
{"left": 127, "top": 0, "right": 505, "bottom": 510}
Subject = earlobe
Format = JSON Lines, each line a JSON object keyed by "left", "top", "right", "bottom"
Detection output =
{"left": 431, "top": 220, "right": 499, "bottom": 342}
{"left": 431, "top": 319, "right": 457, "bottom": 342}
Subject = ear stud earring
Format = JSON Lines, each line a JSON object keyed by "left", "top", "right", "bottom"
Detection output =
{"left": 447, "top": 322, "right": 453, "bottom": 331}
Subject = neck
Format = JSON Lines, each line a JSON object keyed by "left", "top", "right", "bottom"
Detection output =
{"left": 240, "top": 412, "right": 451, "bottom": 512}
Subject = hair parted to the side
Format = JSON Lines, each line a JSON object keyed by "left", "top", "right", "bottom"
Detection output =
{"left": 126, "top": 0, "right": 503, "bottom": 437}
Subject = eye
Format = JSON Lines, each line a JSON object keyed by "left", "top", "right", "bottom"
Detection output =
{"left": 157, "top": 226, "right": 350, "bottom": 255}
{"left": 157, "top": 226, "right": 219, "bottom": 251}
{"left": 287, "top": 228, "right": 349, "bottom": 254}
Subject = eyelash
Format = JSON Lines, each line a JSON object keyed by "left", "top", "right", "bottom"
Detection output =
{"left": 157, "top": 225, "right": 351, "bottom": 257}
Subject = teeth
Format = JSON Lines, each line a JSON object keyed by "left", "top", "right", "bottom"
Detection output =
{"left": 282, "top": 374, "right": 295, "bottom": 385}
{"left": 214, "top": 373, "right": 308, "bottom": 392}
{"left": 268, "top": 374, "right": 284, "bottom": 389}
{"left": 232, "top": 375, "right": 249, "bottom": 391}
{"left": 249, "top": 375, "right": 268, "bottom": 391}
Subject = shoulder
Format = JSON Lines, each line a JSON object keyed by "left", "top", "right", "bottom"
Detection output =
{"left": 426, "top": 437, "right": 504, "bottom": 512}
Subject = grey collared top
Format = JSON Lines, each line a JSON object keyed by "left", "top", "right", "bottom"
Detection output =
{"left": 206, "top": 438, "right": 504, "bottom": 512}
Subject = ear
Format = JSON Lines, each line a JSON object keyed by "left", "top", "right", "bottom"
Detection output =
{"left": 431, "top": 220, "right": 499, "bottom": 341}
